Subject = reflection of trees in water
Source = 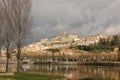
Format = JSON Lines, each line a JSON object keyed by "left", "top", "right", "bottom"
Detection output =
{"left": 78, "top": 66, "right": 120, "bottom": 80}
{"left": 21, "top": 64, "right": 120, "bottom": 80}
{"left": 1, "top": 63, "right": 120, "bottom": 79}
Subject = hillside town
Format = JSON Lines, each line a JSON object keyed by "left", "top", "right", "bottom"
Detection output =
{"left": 21, "top": 33, "right": 107, "bottom": 56}
{"left": 1, "top": 32, "right": 120, "bottom": 64}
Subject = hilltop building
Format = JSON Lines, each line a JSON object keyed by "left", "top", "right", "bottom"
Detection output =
{"left": 51, "top": 32, "right": 79, "bottom": 43}
{"left": 83, "top": 34, "right": 107, "bottom": 46}
{"left": 41, "top": 38, "right": 48, "bottom": 44}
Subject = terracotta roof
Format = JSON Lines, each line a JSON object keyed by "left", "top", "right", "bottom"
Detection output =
{"left": 60, "top": 49, "right": 73, "bottom": 52}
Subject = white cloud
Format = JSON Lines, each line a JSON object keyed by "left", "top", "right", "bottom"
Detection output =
{"left": 105, "top": 24, "right": 120, "bottom": 35}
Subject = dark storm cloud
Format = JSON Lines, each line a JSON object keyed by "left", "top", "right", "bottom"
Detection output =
{"left": 29, "top": 0, "right": 120, "bottom": 43}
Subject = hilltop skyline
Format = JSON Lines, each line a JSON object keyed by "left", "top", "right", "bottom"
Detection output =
{"left": 27, "top": 32, "right": 120, "bottom": 46}
{"left": 29, "top": 0, "right": 120, "bottom": 45}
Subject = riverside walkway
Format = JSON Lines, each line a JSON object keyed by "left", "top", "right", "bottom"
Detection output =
{"left": 22, "top": 54, "right": 120, "bottom": 66}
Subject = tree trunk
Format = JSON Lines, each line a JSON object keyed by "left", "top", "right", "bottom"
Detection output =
{"left": 6, "top": 47, "right": 10, "bottom": 72}
{"left": 52, "top": 52, "right": 54, "bottom": 61}
{"left": 118, "top": 49, "right": 120, "bottom": 61}
{"left": 17, "top": 58, "right": 21, "bottom": 72}
{"left": 17, "top": 46, "right": 21, "bottom": 72}
{"left": 6, "top": 57, "right": 9, "bottom": 72}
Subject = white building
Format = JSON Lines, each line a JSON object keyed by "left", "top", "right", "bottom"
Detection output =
{"left": 41, "top": 38, "right": 48, "bottom": 44}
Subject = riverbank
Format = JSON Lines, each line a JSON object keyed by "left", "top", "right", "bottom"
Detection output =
{"left": 0, "top": 72, "right": 14, "bottom": 76}
{"left": 0, "top": 72, "right": 65, "bottom": 80}
{"left": 78, "top": 61, "right": 120, "bottom": 66}
{"left": 33, "top": 61, "right": 120, "bottom": 66}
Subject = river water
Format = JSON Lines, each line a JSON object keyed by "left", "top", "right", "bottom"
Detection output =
{"left": 0, "top": 64, "right": 120, "bottom": 80}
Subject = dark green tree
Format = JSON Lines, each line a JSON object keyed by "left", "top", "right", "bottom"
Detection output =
{"left": 111, "top": 35, "right": 120, "bottom": 47}
{"left": 47, "top": 48, "right": 60, "bottom": 60}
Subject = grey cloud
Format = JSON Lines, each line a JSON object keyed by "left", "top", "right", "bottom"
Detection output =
{"left": 28, "top": 0, "right": 120, "bottom": 44}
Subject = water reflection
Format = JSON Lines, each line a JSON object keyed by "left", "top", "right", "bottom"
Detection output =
{"left": 0, "top": 64, "right": 120, "bottom": 80}
{"left": 21, "top": 64, "right": 120, "bottom": 80}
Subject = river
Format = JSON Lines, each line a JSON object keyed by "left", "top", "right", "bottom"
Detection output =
{"left": 0, "top": 64, "right": 120, "bottom": 80}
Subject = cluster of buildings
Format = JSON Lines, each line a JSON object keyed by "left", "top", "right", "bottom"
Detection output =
{"left": 21, "top": 33, "right": 107, "bottom": 56}
{"left": 0, "top": 33, "right": 107, "bottom": 63}
{"left": 0, "top": 33, "right": 119, "bottom": 63}
{"left": 1, "top": 32, "right": 120, "bottom": 65}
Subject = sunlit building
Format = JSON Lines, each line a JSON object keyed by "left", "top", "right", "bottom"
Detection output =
{"left": 60, "top": 49, "right": 73, "bottom": 55}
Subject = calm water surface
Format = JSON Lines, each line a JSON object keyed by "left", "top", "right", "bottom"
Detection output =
{"left": 0, "top": 64, "right": 120, "bottom": 80}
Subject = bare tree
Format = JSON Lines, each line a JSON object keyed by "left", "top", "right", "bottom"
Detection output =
{"left": 0, "top": 6, "right": 3, "bottom": 51}
{"left": 12, "top": 0, "right": 31, "bottom": 71}
{"left": 1, "top": 0, "right": 15, "bottom": 72}
{"left": 0, "top": 0, "right": 31, "bottom": 72}
{"left": 0, "top": 0, "right": 4, "bottom": 52}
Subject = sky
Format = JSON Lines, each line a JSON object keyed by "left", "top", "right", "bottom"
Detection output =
{"left": 28, "top": 0, "right": 120, "bottom": 44}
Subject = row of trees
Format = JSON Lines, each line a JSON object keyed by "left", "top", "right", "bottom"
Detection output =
{"left": 77, "top": 35, "right": 120, "bottom": 53}
{"left": 0, "top": 0, "right": 31, "bottom": 72}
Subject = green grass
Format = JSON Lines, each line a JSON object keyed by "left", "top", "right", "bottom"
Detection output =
{"left": 0, "top": 72, "right": 65, "bottom": 80}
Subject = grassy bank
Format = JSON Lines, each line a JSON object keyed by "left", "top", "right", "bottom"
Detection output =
{"left": 0, "top": 72, "right": 65, "bottom": 80}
